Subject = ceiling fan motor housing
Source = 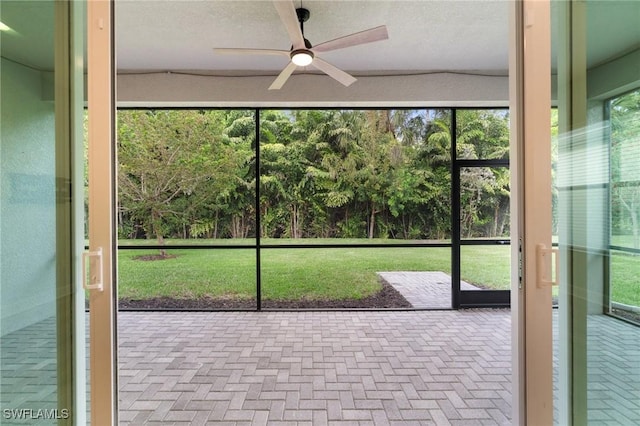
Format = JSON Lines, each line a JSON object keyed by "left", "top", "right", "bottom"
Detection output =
{"left": 296, "top": 8, "right": 310, "bottom": 23}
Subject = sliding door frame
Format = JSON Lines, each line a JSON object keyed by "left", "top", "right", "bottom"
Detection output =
{"left": 87, "top": 0, "right": 118, "bottom": 423}
{"left": 509, "top": 0, "right": 554, "bottom": 424}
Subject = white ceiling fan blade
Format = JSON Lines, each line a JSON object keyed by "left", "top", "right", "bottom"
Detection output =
{"left": 214, "top": 48, "right": 289, "bottom": 56}
{"left": 312, "top": 58, "right": 357, "bottom": 87}
{"left": 273, "top": 0, "right": 305, "bottom": 50}
{"left": 269, "top": 61, "right": 298, "bottom": 90}
{"left": 312, "top": 25, "right": 389, "bottom": 53}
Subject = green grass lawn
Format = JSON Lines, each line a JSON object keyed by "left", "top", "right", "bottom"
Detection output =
{"left": 118, "top": 249, "right": 257, "bottom": 300}
{"left": 461, "top": 245, "right": 511, "bottom": 290}
{"left": 118, "top": 245, "right": 453, "bottom": 301}
{"left": 260, "top": 247, "right": 451, "bottom": 300}
{"left": 611, "top": 251, "right": 640, "bottom": 307}
{"left": 117, "top": 239, "right": 638, "bottom": 306}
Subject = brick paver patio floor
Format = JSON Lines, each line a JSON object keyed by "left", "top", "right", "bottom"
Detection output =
{"left": 378, "top": 272, "right": 480, "bottom": 309}
{"left": 117, "top": 310, "right": 512, "bottom": 425}
{"left": 3, "top": 309, "right": 639, "bottom": 425}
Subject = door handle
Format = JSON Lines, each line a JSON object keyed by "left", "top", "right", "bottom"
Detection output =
{"left": 83, "top": 247, "right": 104, "bottom": 291}
{"left": 536, "top": 243, "right": 559, "bottom": 288}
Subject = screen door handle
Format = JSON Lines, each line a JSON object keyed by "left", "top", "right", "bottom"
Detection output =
{"left": 536, "top": 243, "right": 559, "bottom": 288}
{"left": 83, "top": 247, "right": 104, "bottom": 291}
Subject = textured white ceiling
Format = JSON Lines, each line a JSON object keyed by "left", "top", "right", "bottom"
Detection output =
{"left": 1, "top": 0, "right": 638, "bottom": 76}
{"left": 116, "top": 0, "right": 510, "bottom": 73}
{"left": 0, "top": 1, "right": 55, "bottom": 70}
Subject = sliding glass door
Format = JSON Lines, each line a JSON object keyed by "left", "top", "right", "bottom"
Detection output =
{"left": 552, "top": 0, "right": 640, "bottom": 424}
{"left": 1, "top": 0, "right": 93, "bottom": 423}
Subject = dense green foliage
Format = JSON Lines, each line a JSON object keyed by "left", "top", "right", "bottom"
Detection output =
{"left": 117, "top": 110, "right": 254, "bottom": 250}
{"left": 117, "top": 109, "right": 511, "bottom": 243}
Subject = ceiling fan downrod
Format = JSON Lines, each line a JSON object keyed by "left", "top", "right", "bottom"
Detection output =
{"left": 291, "top": 7, "right": 313, "bottom": 65}
{"left": 295, "top": 8, "right": 312, "bottom": 48}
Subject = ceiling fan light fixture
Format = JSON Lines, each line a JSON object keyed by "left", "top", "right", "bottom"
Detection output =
{"left": 291, "top": 49, "right": 314, "bottom": 66}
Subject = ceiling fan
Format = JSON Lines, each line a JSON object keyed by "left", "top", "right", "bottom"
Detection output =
{"left": 214, "top": 0, "right": 389, "bottom": 90}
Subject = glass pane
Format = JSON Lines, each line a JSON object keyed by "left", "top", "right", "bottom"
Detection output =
{"left": 610, "top": 249, "right": 640, "bottom": 321}
{"left": 261, "top": 247, "right": 451, "bottom": 309}
{"left": 455, "top": 109, "right": 510, "bottom": 159}
{"left": 117, "top": 109, "right": 257, "bottom": 245}
{"left": 259, "top": 109, "right": 452, "bottom": 243}
{"left": 552, "top": 1, "right": 640, "bottom": 424}
{"left": 118, "top": 249, "right": 257, "bottom": 310}
{"left": 460, "top": 167, "right": 511, "bottom": 239}
{"left": 1, "top": 1, "right": 81, "bottom": 421}
{"left": 552, "top": 108, "right": 559, "bottom": 241}
{"left": 609, "top": 89, "right": 640, "bottom": 322}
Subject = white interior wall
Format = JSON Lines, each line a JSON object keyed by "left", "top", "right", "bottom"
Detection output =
{"left": 116, "top": 50, "right": 637, "bottom": 108}
{"left": 588, "top": 48, "right": 640, "bottom": 101}
{"left": 116, "top": 71, "right": 509, "bottom": 107}
{"left": 1, "top": 58, "right": 57, "bottom": 335}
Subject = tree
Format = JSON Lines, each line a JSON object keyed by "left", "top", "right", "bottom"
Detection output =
{"left": 419, "top": 110, "right": 453, "bottom": 239}
{"left": 117, "top": 110, "right": 242, "bottom": 256}
{"left": 259, "top": 110, "right": 314, "bottom": 238}
{"left": 218, "top": 111, "right": 256, "bottom": 239}
{"left": 114, "top": 108, "right": 513, "bottom": 243}
{"left": 456, "top": 110, "right": 509, "bottom": 160}
{"left": 305, "top": 110, "right": 397, "bottom": 238}
{"left": 455, "top": 110, "right": 510, "bottom": 237}
{"left": 304, "top": 110, "right": 368, "bottom": 237}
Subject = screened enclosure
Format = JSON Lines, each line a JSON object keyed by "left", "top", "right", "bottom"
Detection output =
{"left": 114, "top": 108, "right": 511, "bottom": 310}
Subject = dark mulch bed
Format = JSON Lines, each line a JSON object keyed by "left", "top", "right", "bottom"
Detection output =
{"left": 118, "top": 280, "right": 412, "bottom": 310}
{"left": 611, "top": 308, "right": 640, "bottom": 324}
{"left": 133, "top": 254, "right": 178, "bottom": 261}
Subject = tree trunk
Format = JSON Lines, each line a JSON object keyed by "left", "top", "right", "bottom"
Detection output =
{"left": 369, "top": 205, "right": 376, "bottom": 239}
{"left": 402, "top": 214, "right": 408, "bottom": 239}
{"left": 118, "top": 208, "right": 124, "bottom": 237}
{"left": 243, "top": 215, "right": 250, "bottom": 238}
{"left": 213, "top": 211, "right": 219, "bottom": 239}
{"left": 498, "top": 203, "right": 508, "bottom": 237}
{"left": 291, "top": 204, "right": 299, "bottom": 239}
{"left": 231, "top": 216, "right": 239, "bottom": 238}
{"left": 231, "top": 214, "right": 247, "bottom": 239}
{"left": 151, "top": 210, "right": 168, "bottom": 257}
{"left": 618, "top": 191, "right": 640, "bottom": 250}
{"left": 156, "top": 233, "right": 167, "bottom": 257}
{"left": 631, "top": 209, "right": 639, "bottom": 250}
